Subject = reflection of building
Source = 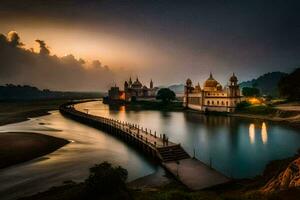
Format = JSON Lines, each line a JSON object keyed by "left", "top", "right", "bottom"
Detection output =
{"left": 184, "top": 73, "right": 241, "bottom": 112}
{"left": 107, "top": 77, "right": 158, "bottom": 102}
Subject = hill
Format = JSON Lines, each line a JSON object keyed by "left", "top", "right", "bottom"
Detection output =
{"left": 0, "top": 84, "right": 104, "bottom": 101}
{"left": 239, "top": 72, "right": 287, "bottom": 97}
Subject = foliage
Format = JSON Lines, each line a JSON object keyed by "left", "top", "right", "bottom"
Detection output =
{"left": 278, "top": 68, "right": 300, "bottom": 100}
{"left": 239, "top": 71, "right": 287, "bottom": 97}
{"left": 156, "top": 88, "right": 176, "bottom": 103}
{"left": 84, "top": 162, "right": 128, "bottom": 195}
{"left": 236, "top": 101, "right": 251, "bottom": 111}
{"left": 242, "top": 87, "right": 260, "bottom": 97}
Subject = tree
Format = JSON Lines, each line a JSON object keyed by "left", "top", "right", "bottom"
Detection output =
{"left": 278, "top": 68, "right": 300, "bottom": 100}
{"left": 156, "top": 88, "right": 176, "bottom": 103}
{"left": 242, "top": 87, "right": 260, "bottom": 97}
{"left": 84, "top": 162, "right": 128, "bottom": 196}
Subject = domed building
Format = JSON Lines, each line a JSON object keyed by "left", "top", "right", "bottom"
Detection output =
{"left": 184, "top": 73, "right": 241, "bottom": 112}
{"left": 123, "top": 77, "right": 158, "bottom": 101}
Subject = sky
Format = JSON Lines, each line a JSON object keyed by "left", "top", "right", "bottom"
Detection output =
{"left": 0, "top": 0, "right": 300, "bottom": 91}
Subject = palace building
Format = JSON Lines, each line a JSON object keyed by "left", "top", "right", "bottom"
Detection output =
{"left": 107, "top": 77, "right": 158, "bottom": 102}
{"left": 184, "top": 73, "right": 241, "bottom": 112}
{"left": 124, "top": 77, "right": 157, "bottom": 101}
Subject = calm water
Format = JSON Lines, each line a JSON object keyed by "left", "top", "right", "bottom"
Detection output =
{"left": 0, "top": 110, "right": 158, "bottom": 200}
{"left": 1, "top": 100, "right": 300, "bottom": 199}
{"left": 76, "top": 101, "right": 300, "bottom": 178}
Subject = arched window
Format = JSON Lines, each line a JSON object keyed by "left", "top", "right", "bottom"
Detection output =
{"left": 226, "top": 101, "right": 228, "bottom": 106}
{"left": 217, "top": 101, "right": 219, "bottom": 105}
{"left": 212, "top": 101, "right": 214, "bottom": 105}
{"left": 222, "top": 101, "right": 224, "bottom": 105}
{"left": 207, "top": 100, "right": 210, "bottom": 105}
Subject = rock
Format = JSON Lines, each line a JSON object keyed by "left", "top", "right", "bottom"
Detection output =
{"left": 262, "top": 157, "right": 300, "bottom": 193}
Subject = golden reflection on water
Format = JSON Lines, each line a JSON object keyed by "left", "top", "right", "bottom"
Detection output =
{"left": 261, "top": 122, "right": 268, "bottom": 144}
{"left": 249, "top": 123, "right": 255, "bottom": 144}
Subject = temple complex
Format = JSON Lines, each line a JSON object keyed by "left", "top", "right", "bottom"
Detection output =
{"left": 184, "top": 73, "right": 241, "bottom": 112}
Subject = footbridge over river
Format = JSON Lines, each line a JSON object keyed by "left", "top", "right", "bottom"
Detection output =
{"left": 59, "top": 101, "right": 229, "bottom": 190}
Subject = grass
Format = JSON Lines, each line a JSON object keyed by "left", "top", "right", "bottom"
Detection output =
{"left": 126, "top": 100, "right": 184, "bottom": 111}
{"left": 236, "top": 104, "right": 277, "bottom": 115}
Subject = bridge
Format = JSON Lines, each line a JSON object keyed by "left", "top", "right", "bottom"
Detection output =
{"left": 59, "top": 101, "right": 229, "bottom": 190}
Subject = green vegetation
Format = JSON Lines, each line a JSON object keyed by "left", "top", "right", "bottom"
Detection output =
{"left": 156, "top": 88, "right": 176, "bottom": 103}
{"left": 242, "top": 87, "right": 260, "bottom": 97}
{"left": 236, "top": 101, "right": 276, "bottom": 115}
{"left": 21, "top": 162, "right": 131, "bottom": 200}
{"left": 278, "top": 68, "right": 300, "bottom": 100}
{"left": 127, "top": 100, "right": 183, "bottom": 111}
{"left": 239, "top": 71, "right": 287, "bottom": 97}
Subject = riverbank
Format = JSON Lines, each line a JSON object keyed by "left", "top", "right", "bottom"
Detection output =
{"left": 0, "top": 99, "right": 74, "bottom": 126}
{"left": 123, "top": 100, "right": 300, "bottom": 127}
{"left": 0, "top": 132, "right": 69, "bottom": 169}
{"left": 18, "top": 152, "right": 300, "bottom": 200}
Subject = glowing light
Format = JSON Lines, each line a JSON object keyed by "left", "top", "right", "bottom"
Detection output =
{"left": 249, "top": 123, "right": 255, "bottom": 144}
{"left": 119, "top": 91, "right": 125, "bottom": 100}
{"left": 261, "top": 122, "right": 268, "bottom": 144}
{"left": 248, "top": 97, "right": 261, "bottom": 104}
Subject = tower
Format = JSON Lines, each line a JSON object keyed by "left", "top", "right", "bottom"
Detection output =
{"left": 229, "top": 73, "right": 239, "bottom": 97}
{"left": 129, "top": 77, "right": 132, "bottom": 86}
{"left": 185, "top": 78, "right": 193, "bottom": 108}
{"left": 150, "top": 79, "right": 153, "bottom": 89}
{"left": 124, "top": 81, "right": 129, "bottom": 90}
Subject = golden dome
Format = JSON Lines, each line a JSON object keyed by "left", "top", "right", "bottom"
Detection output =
{"left": 204, "top": 73, "right": 219, "bottom": 88}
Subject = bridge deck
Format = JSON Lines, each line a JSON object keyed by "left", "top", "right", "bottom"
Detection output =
{"left": 163, "top": 158, "right": 229, "bottom": 190}
{"left": 61, "top": 102, "right": 230, "bottom": 190}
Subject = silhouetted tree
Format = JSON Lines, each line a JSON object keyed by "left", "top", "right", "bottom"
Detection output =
{"left": 84, "top": 162, "right": 128, "bottom": 196}
{"left": 242, "top": 87, "right": 260, "bottom": 97}
{"left": 278, "top": 68, "right": 300, "bottom": 100}
{"left": 156, "top": 88, "right": 176, "bottom": 103}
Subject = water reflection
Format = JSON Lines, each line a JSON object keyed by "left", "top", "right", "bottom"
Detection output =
{"left": 75, "top": 101, "right": 300, "bottom": 179}
{"left": 249, "top": 123, "right": 255, "bottom": 144}
{"left": 261, "top": 122, "right": 268, "bottom": 144}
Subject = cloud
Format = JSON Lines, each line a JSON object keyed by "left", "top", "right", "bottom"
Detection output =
{"left": 7, "top": 31, "right": 23, "bottom": 47}
{"left": 0, "top": 31, "right": 123, "bottom": 91}
{"left": 35, "top": 39, "right": 50, "bottom": 55}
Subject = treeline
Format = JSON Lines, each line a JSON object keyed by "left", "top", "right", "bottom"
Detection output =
{"left": 0, "top": 84, "right": 103, "bottom": 101}
{"left": 278, "top": 68, "right": 300, "bottom": 100}
{"left": 241, "top": 68, "right": 300, "bottom": 100}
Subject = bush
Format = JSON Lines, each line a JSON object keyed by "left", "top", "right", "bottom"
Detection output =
{"left": 242, "top": 87, "right": 260, "bottom": 97}
{"left": 236, "top": 101, "right": 251, "bottom": 110}
{"left": 156, "top": 88, "right": 176, "bottom": 103}
{"left": 84, "top": 162, "right": 128, "bottom": 195}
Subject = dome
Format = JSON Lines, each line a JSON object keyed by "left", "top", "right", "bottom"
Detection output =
{"left": 216, "top": 83, "right": 222, "bottom": 90}
{"left": 186, "top": 78, "right": 192, "bottom": 86}
{"left": 204, "top": 73, "right": 219, "bottom": 88}
{"left": 132, "top": 78, "right": 142, "bottom": 88}
{"left": 229, "top": 73, "right": 238, "bottom": 82}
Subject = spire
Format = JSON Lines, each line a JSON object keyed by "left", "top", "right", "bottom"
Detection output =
{"left": 129, "top": 77, "right": 132, "bottom": 85}
{"left": 209, "top": 72, "right": 213, "bottom": 79}
{"left": 150, "top": 79, "right": 153, "bottom": 89}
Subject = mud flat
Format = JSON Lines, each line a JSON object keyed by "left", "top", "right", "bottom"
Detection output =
{"left": 0, "top": 132, "right": 69, "bottom": 169}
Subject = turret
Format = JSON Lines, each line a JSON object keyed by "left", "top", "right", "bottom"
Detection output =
{"left": 129, "top": 77, "right": 132, "bottom": 86}
{"left": 228, "top": 73, "right": 240, "bottom": 97}
{"left": 124, "top": 81, "right": 129, "bottom": 90}
{"left": 150, "top": 79, "right": 153, "bottom": 89}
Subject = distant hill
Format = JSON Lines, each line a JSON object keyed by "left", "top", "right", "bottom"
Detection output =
{"left": 239, "top": 72, "right": 287, "bottom": 97}
{"left": 0, "top": 84, "right": 104, "bottom": 101}
{"left": 168, "top": 84, "right": 185, "bottom": 94}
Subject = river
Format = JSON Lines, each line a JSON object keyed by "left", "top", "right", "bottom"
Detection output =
{"left": 0, "top": 100, "right": 300, "bottom": 199}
